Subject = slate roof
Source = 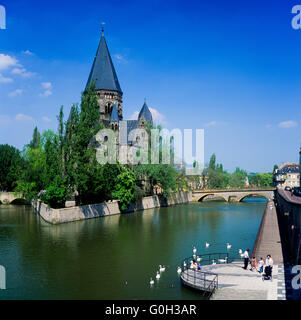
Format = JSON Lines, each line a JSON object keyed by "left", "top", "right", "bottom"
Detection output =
{"left": 110, "top": 104, "right": 119, "bottom": 122}
{"left": 276, "top": 165, "right": 300, "bottom": 175}
{"left": 138, "top": 102, "right": 153, "bottom": 123}
{"left": 86, "top": 33, "right": 122, "bottom": 93}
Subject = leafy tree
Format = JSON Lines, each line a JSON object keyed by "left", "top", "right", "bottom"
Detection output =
{"left": 112, "top": 167, "right": 136, "bottom": 211}
{"left": 43, "top": 176, "right": 69, "bottom": 209}
{"left": 0, "top": 144, "right": 23, "bottom": 191}
{"left": 229, "top": 167, "right": 248, "bottom": 188}
{"left": 29, "top": 127, "right": 41, "bottom": 149}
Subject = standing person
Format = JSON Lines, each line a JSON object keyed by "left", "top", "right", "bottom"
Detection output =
{"left": 250, "top": 256, "right": 257, "bottom": 271}
{"left": 265, "top": 255, "right": 273, "bottom": 279}
{"left": 243, "top": 249, "right": 250, "bottom": 270}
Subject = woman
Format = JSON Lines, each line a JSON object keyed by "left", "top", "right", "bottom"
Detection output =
{"left": 250, "top": 256, "right": 257, "bottom": 271}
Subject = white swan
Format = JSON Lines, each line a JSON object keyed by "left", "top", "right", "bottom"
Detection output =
{"left": 159, "top": 265, "right": 165, "bottom": 272}
{"left": 239, "top": 249, "right": 242, "bottom": 254}
{"left": 183, "top": 262, "right": 187, "bottom": 267}
{"left": 156, "top": 272, "right": 160, "bottom": 280}
{"left": 206, "top": 242, "right": 210, "bottom": 248}
{"left": 193, "top": 246, "right": 197, "bottom": 254}
{"left": 212, "top": 260, "right": 216, "bottom": 265}
{"left": 227, "top": 243, "right": 232, "bottom": 249}
{"left": 150, "top": 278, "right": 154, "bottom": 285}
{"left": 197, "top": 256, "right": 202, "bottom": 262}
{"left": 218, "top": 257, "right": 228, "bottom": 263}
{"left": 177, "top": 267, "right": 182, "bottom": 274}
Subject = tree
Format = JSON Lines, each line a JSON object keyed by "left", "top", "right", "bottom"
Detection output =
{"left": 0, "top": 145, "right": 23, "bottom": 191}
{"left": 229, "top": 167, "right": 247, "bottom": 188}
{"left": 112, "top": 167, "right": 136, "bottom": 211}
{"left": 29, "top": 127, "right": 41, "bottom": 149}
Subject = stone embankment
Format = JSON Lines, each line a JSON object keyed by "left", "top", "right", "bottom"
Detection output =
{"left": 32, "top": 191, "right": 192, "bottom": 225}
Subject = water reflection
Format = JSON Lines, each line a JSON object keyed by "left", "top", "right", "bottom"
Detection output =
{"left": 0, "top": 200, "right": 266, "bottom": 300}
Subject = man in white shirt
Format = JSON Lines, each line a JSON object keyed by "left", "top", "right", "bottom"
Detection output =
{"left": 243, "top": 249, "right": 250, "bottom": 270}
{"left": 266, "top": 255, "right": 273, "bottom": 267}
{"left": 265, "top": 255, "right": 273, "bottom": 278}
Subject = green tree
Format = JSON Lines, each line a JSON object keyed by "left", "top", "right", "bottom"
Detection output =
{"left": 0, "top": 145, "right": 23, "bottom": 191}
{"left": 229, "top": 167, "right": 247, "bottom": 188}
{"left": 112, "top": 167, "right": 136, "bottom": 211}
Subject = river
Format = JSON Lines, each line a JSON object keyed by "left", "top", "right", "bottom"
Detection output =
{"left": 0, "top": 199, "right": 266, "bottom": 300}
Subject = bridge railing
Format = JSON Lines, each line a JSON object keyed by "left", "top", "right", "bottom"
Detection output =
{"left": 193, "top": 188, "right": 276, "bottom": 193}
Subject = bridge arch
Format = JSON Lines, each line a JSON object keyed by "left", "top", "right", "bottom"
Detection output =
{"left": 10, "top": 198, "right": 28, "bottom": 205}
{"left": 238, "top": 193, "right": 269, "bottom": 202}
{"left": 198, "top": 193, "right": 228, "bottom": 202}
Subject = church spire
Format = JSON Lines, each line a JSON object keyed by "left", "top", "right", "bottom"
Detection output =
{"left": 86, "top": 27, "right": 122, "bottom": 94}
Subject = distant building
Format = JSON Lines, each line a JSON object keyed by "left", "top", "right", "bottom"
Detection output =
{"left": 274, "top": 163, "right": 300, "bottom": 188}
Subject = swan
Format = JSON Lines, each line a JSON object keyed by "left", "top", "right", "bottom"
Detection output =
{"left": 212, "top": 260, "right": 216, "bottom": 265}
{"left": 156, "top": 272, "right": 160, "bottom": 280}
{"left": 206, "top": 242, "right": 210, "bottom": 248}
{"left": 197, "top": 256, "right": 202, "bottom": 262}
{"left": 218, "top": 257, "right": 228, "bottom": 263}
{"left": 177, "top": 267, "right": 182, "bottom": 274}
{"left": 239, "top": 249, "right": 242, "bottom": 254}
{"left": 193, "top": 246, "right": 197, "bottom": 254}
{"left": 183, "top": 262, "right": 187, "bottom": 267}
{"left": 159, "top": 265, "right": 165, "bottom": 272}
{"left": 227, "top": 243, "right": 232, "bottom": 249}
{"left": 150, "top": 278, "right": 154, "bottom": 285}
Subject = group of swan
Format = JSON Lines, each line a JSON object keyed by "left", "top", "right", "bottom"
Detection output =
{"left": 150, "top": 265, "right": 166, "bottom": 285}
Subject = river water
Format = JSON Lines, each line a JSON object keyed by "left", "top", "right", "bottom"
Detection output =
{"left": 0, "top": 199, "right": 266, "bottom": 300}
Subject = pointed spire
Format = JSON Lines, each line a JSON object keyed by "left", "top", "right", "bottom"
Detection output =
{"left": 110, "top": 104, "right": 119, "bottom": 122}
{"left": 138, "top": 101, "right": 153, "bottom": 124}
{"left": 86, "top": 28, "right": 122, "bottom": 93}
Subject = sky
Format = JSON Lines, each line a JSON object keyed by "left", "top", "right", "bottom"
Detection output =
{"left": 0, "top": 0, "right": 301, "bottom": 172}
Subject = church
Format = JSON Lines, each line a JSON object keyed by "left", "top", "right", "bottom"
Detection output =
{"left": 86, "top": 29, "right": 153, "bottom": 151}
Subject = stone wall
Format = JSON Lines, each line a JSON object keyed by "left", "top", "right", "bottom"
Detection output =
{"left": 32, "top": 200, "right": 121, "bottom": 225}
{"left": 32, "top": 191, "right": 192, "bottom": 225}
{"left": 275, "top": 189, "right": 301, "bottom": 265}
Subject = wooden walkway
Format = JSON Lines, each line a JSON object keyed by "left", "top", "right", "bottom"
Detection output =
{"left": 252, "top": 200, "right": 283, "bottom": 264}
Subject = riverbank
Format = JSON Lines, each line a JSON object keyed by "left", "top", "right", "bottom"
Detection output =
{"left": 32, "top": 191, "right": 192, "bottom": 224}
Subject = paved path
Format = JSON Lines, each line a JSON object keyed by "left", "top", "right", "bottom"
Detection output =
{"left": 202, "top": 262, "right": 281, "bottom": 300}
{"left": 211, "top": 200, "right": 286, "bottom": 300}
{"left": 253, "top": 201, "right": 283, "bottom": 264}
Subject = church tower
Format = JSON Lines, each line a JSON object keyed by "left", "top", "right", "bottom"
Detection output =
{"left": 86, "top": 28, "right": 123, "bottom": 122}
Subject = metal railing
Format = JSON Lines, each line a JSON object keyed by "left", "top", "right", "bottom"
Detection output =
{"left": 180, "top": 252, "right": 244, "bottom": 296}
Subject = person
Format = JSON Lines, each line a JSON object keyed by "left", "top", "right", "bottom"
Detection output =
{"left": 264, "top": 255, "right": 273, "bottom": 279}
{"left": 243, "top": 249, "right": 250, "bottom": 270}
{"left": 257, "top": 257, "right": 264, "bottom": 273}
{"left": 250, "top": 256, "right": 257, "bottom": 271}
{"left": 192, "top": 260, "right": 198, "bottom": 271}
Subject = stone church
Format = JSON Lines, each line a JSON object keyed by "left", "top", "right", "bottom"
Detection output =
{"left": 86, "top": 30, "right": 153, "bottom": 152}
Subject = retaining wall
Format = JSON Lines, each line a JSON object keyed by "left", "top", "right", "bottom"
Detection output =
{"left": 32, "top": 191, "right": 192, "bottom": 225}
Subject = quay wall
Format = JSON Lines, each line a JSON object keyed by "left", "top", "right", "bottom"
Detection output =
{"left": 275, "top": 189, "right": 301, "bottom": 265}
{"left": 32, "top": 191, "right": 192, "bottom": 225}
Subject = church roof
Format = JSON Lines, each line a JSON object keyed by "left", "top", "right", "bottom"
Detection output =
{"left": 138, "top": 102, "right": 153, "bottom": 123}
{"left": 86, "top": 33, "right": 122, "bottom": 93}
{"left": 110, "top": 104, "right": 119, "bottom": 122}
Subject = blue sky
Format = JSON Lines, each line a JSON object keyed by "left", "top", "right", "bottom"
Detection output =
{"left": 0, "top": 0, "right": 301, "bottom": 172}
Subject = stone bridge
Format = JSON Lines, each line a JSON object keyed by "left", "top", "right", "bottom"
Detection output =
{"left": 0, "top": 192, "right": 27, "bottom": 204}
{"left": 192, "top": 188, "right": 275, "bottom": 203}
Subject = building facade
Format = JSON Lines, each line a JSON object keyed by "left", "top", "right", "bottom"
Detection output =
{"left": 274, "top": 163, "right": 300, "bottom": 188}
{"left": 86, "top": 30, "right": 153, "bottom": 154}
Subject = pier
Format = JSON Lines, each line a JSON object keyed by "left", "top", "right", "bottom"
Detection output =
{"left": 181, "top": 200, "right": 287, "bottom": 300}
